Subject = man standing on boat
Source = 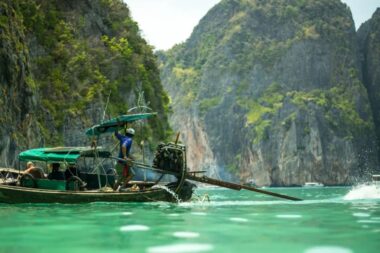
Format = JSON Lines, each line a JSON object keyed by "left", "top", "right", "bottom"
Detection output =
{"left": 114, "top": 128, "right": 135, "bottom": 190}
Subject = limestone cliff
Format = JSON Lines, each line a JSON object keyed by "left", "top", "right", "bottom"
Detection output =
{"left": 0, "top": 0, "right": 42, "bottom": 167}
{"left": 358, "top": 8, "right": 380, "bottom": 163}
{"left": 160, "top": 0, "right": 379, "bottom": 186}
{"left": 0, "top": 0, "right": 171, "bottom": 167}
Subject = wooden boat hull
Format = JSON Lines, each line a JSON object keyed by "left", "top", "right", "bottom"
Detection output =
{"left": 0, "top": 182, "right": 194, "bottom": 204}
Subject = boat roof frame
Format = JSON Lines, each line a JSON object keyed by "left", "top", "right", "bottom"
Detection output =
{"left": 18, "top": 147, "right": 112, "bottom": 164}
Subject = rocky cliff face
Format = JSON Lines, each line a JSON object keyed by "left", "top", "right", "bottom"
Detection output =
{"left": 0, "top": 0, "right": 171, "bottom": 167}
{"left": 358, "top": 8, "right": 380, "bottom": 163}
{"left": 160, "top": 0, "right": 379, "bottom": 186}
{"left": 0, "top": 0, "right": 42, "bottom": 167}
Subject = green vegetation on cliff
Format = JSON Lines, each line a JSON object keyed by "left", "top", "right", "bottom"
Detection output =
{"left": 236, "top": 81, "right": 373, "bottom": 145}
{"left": 162, "top": 0, "right": 370, "bottom": 144}
{"left": 2, "top": 0, "right": 171, "bottom": 148}
{"left": 0, "top": 0, "right": 40, "bottom": 154}
{"left": 163, "top": 0, "right": 355, "bottom": 73}
{"left": 160, "top": 0, "right": 379, "bottom": 183}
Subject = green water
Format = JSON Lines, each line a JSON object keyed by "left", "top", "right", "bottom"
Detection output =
{"left": 0, "top": 186, "right": 379, "bottom": 253}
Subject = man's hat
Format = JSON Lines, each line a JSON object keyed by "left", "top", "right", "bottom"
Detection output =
{"left": 126, "top": 128, "right": 135, "bottom": 136}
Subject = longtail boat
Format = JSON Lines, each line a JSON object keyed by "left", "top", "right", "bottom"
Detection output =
{"left": 0, "top": 145, "right": 194, "bottom": 204}
{"left": 0, "top": 113, "right": 195, "bottom": 203}
{"left": 0, "top": 112, "right": 301, "bottom": 204}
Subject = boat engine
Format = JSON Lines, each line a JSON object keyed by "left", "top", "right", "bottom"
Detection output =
{"left": 153, "top": 143, "right": 186, "bottom": 173}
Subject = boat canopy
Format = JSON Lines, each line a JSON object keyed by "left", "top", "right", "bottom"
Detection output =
{"left": 85, "top": 113, "right": 157, "bottom": 136}
{"left": 18, "top": 147, "right": 111, "bottom": 163}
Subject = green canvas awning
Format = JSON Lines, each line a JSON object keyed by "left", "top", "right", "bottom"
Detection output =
{"left": 19, "top": 147, "right": 111, "bottom": 163}
{"left": 85, "top": 113, "right": 157, "bottom": 136}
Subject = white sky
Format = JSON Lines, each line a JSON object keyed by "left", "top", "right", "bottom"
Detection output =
{"left": 341, "top": 0, "right": 380, "bottom": 27}
{"left": 124, "top": 0, "right": 220, "bottom": 50}
{"left": 124, "top": 0, "right": 380, "bottom": 50}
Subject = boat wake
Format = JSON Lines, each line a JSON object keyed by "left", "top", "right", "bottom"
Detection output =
{"left": 343, "top": 183, "right": 380, "bottom": 200}
{"left": 152, "top": 185, "right": 181, "bottom": 203}
{"left": 178, "top": 198, "right": 345, "bottom": 207}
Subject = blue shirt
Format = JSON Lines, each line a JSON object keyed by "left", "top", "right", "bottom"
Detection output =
{"left": 115, "top": 132, "right": 133, "bottom": 159}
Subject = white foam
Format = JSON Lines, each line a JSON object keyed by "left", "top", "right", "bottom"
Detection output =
{"left": 147, "top": 243, "right": 213, "bottom": 253}
{"left": 191, "top": 212, "right": 207, "bottom": 216}
{"left": 207, "top": 195, "right": 227, "bottom": 200}
{"left": 120, "top": 225, "right": 150, "bottom": 232}
{"left": 168, "top": 213, "right": 180, "bottom": 217}
{"left": 357, "top": 219, "right": 380, "bottom": 224}
{"left": 173, "top": 231, "right": 200, "bottom": 238}
{"left": 276, "top": 214, "right": 302, "bottom": 219}
{"left": 179, "top": 198, "right": 346, "bottom": 208}
{"left": 304, "top": 246, "right": 353, "bottom": 253}
{"left": 229, "top": 217, "right": 249, "bottom": 222}
{"left": 122, "top": 212, "right": 133, "bottom": 216}
{"left": 180, "top": 200, "right": 286, "bottom": 207}
{"left": 95, "top": 212, "right": 122, "bottom": 217}
{"left": 344, "top": 184, "right": 380, "bottom": 200}
{"left": 352, "top": 212, "right": 370, "bottom": 217}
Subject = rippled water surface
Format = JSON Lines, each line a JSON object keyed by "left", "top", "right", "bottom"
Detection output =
{"left": 1, "top": 186, "right": 380, "bottom": 253}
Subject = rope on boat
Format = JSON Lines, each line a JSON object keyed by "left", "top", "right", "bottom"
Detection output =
{"left": 90, "top": 141, "right": 118, "bottom": 174}
{"left": 59, "top": 146, "right": 112, "bottom": 190}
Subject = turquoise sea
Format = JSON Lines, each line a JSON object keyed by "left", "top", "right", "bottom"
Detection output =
{"left": 0, "top": 185, "right": 379, "bottom": 253}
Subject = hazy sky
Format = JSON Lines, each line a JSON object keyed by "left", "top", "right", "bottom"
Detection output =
{"left": 124, "top": 0, "right": 380, "bottom": 50}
